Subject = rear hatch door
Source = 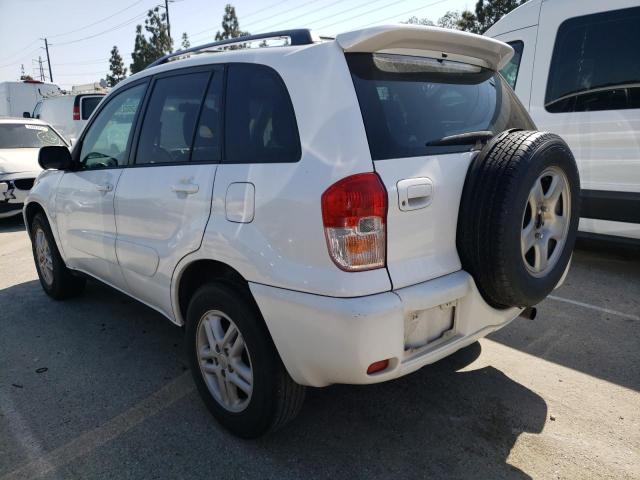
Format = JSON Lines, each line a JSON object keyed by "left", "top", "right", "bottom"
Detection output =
{"left": 341, "top": 26, "right": 534, "bottom": 289}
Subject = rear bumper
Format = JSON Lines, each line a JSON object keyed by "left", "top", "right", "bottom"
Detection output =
{"left": 250, "top": 271, "right": 521, "bottom": 387}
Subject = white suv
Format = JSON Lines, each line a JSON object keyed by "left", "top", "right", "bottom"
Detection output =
{"left": 24, "top": 26, "right": 580, "bottom": 438}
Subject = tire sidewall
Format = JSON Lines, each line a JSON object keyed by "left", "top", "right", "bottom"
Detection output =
{"left": 185, "top": 283, "right": 277, "bottom": 438}
{"left": 503, "top": 139, "right": 580, "bottom": 305}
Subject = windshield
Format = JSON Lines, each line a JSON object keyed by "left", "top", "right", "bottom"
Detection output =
{"left": 347, "top": 53, "right": 535, "bottom": 160}
{"left": 0, "top": 123, "right": 65, "bottom": 149}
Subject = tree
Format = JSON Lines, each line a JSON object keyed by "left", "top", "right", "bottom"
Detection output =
{"left": 405, "top": 16, "right": 435, "bottom": 26}
{"left": 130, "top": 7, "right": 173, "bottom": 74}
{"left": 438, "top": 11, "right": 461, "bottom": 30}
{"left": 105, "top": 46, "right": 127, "bottom": 87}
{"left": 458, "top": 0, "right": 527, "bottom": 34}
{"left": 405, "top": 0, "right": 526, "bottom": 34}
{"left": 181, "top": 32, "right": 190, "bottom": 50}
{"left": 215, "top": 4, "right": 249, "bottom": 45}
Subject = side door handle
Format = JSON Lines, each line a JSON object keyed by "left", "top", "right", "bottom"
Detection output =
{"left": 397, "top": 177, "right": 433, "bottom": 211}
{"left": 96, "top": 183, "right": 113, "bottom": 192}
{"left": 171, "top": 183, "right": 199, "bottom": 195}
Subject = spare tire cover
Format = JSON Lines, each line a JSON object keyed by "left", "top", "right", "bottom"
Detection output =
{"left": 457, "top": 130, "right": 580, "bottom": 309}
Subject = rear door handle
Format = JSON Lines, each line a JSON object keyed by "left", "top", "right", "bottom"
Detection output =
{"left": 171, "top": 183, "right": 199, "bottom": 195}
{"left": 397, "top": 177, "right": 433, "bottom": 211}
{"left": 96, "top": 183, "right": 113, "bottom": 192}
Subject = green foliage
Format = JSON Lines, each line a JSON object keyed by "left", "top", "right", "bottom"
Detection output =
{"left": 181, "top": 32, "right": 190, "bottom": 50}
{"left": 105, "top": 46, "right": 127, "bottom": 87}
{"left": 130, "top": 7, "right": 174, "bottom": 74}
{"left": 459, "top": 0, "right": 527, "bottom": 33}
{"left": 215, "top": 4, "right": 249, "bottom": 47}
{"left": 405, "top": 0, "right": 526, "bottom": 34}
{"left": 438, "top": 11, "right": 462, "bottom": 30}
{"left": 405, "top": 16, "right": 435, "bottom": 26}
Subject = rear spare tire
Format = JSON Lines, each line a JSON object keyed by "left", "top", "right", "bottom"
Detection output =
{"left": 457, "top": 130, "right": 580, "bottom": 309}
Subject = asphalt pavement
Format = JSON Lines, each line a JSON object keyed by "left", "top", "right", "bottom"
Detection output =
{"left": 1, "top": 215, "right": 638, "bottom": 479}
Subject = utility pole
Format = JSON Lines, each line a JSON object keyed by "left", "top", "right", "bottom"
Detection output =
{"left": 38, "top": 56, "right": 45, "bottom": 82}
{"left": 43, "top": 38, "right": 53, "bottom": 82}
{"left": 162, "top": 0, "right": 173, "bottom": 52}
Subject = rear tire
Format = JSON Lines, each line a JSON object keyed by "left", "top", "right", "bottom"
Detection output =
{"left": 185, "top": 282, "right": 305, "bottom": 438}
{"left": 30, "top": 212, "right": 86, "bottom": 300}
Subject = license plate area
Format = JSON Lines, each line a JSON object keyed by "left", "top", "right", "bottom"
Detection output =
{"left": 404, "top": 301, "right": 456, "bottom": 351}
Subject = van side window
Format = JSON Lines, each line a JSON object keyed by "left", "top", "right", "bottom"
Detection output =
{"left": 191, "top": 71, "right": 223, "bottom": 163}
{"left": 81, "top": 96, "right": 103, "bottom": 120}
{"left": 136, "top": 72, "right": 210, "bottom": 165}
{"left": 224, "top": 64, "right": 301, "bottom": 164}
{"left": 546, "top": 6, "right": 640, "bottom": 113}
{"left": 79, "top": 83, "right": 146, "bottom": 169}
{"left": 500, "top": 41, "right": 524, "bottom": 89}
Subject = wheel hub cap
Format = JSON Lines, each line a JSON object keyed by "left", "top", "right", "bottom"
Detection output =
{"left": 35, "top": 228, "right": 54, "bottom": 286}
{"left": 521, "top": 167, "right": 571, "bottom": 277}
{"left": 196, "top": 310, "right": 253, "bottom": 413}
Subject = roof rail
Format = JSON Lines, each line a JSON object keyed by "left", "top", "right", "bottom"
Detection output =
{"left": 146, "top": 29, "right": 318, "bottom": 69}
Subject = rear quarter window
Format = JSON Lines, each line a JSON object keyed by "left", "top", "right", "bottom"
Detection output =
{"left": 224, "top": 63, "right": 300, "bottom": 164}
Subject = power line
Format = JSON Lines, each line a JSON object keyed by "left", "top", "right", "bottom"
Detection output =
{"left": 258, "top": 0, "right": 388, "bottom": 33}
{"left": 51, "top": 9, "right": 150, "bottom": 46}
{"left": 254, "top": 0, "right": 345, "bottom": 33}
{"left": 47, "top": 0, "right": 145, "bottom": 38}
{"left": 243, "top": 0, "right": 322, "bottom": 29}
{"left": 357, "top": 0, "right": 448, "bottom": 28}
{"left": 0, "top": 40, "right": 40, "bottom": 63}
{"left": 0, "top": 48, "right": 42, "bottom": 69}
{"left": 188, "top": 0, "right": 294, "bottom": 38}
{"left": 313, "top": 0, "right": 412, "bottom": 30}
{"left": 55, "top": 58, "right": 109, "bottom": 65}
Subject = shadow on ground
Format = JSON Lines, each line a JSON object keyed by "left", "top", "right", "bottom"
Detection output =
{"left": 0, "top": 278, "right": 547, "bottom": 479}
{"left": 489, "top": 246, "right": 640, "bottom": 392}
{"left": 0, "top": 215, "right": 25, "bottom": 233}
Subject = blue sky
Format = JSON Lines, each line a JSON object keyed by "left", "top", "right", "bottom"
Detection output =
{"left": 0, "top": 0, "right": 473, "bottom": 88}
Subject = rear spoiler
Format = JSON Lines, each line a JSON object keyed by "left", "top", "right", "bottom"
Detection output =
{"left": 335, "top": 25, "right": 513, "bottom": 71}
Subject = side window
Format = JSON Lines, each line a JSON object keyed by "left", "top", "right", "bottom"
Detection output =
{"left": 500, "top": 40, "right": 524, "bottom": 89}
{"left": 79, "top": 83, "right": 146, "bottom": 169}
{"left": 191, "top": 72, "right": 224, "bottom": 163}
{"left": 136, "top": 72, "right": 210, "bottom": 165}
{"left": 81, "top": 96, "right": 103, "bottom": 120}
{"left": 225, "top": 64, "right": 300, "bottom": 164}
{"left": 546, "top": 6, "right": 640, "bottom": 113}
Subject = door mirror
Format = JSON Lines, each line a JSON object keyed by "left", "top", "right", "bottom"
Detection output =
{"left": 39, "top": 146, "right": 74, "bottom": 170}
{"left": 23, "top": 111, "right": 31, "bottom": 118}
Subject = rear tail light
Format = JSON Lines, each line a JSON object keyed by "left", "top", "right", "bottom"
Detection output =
{"left": 321, "top": 172, "right": 387, "bottom": 271}
{"left": 73, "top": 105, "right": 80, "bottom": 120}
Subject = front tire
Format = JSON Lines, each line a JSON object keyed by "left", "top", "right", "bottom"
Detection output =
{"left": 30, "top": 212, "right": 86, "bottom": 300}
{"left": 185, "top": 283, "right": 305, "bottom": 438}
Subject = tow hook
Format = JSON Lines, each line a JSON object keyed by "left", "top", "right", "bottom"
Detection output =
{"left": 519, "top": 307, "right": 537, "bottom": 320}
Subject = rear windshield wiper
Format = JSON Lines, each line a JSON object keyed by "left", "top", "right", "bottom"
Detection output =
{"left": 425, "top": 131, "right": 494, "bottom": 147}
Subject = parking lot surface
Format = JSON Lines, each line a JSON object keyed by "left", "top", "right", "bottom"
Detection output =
{"left": 1, "top": 216, "right": 638, "bottom": 480}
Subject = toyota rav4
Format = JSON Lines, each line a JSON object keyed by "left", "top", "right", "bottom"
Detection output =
{"left": 24, "top": 25, "right": 580, "bottom": 438}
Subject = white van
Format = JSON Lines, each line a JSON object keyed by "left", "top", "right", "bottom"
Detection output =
{"left": 0, "top": 81, "right": 60, "bottom": 118}
{"left": 33, "top": 93, "right": 105, "bottom": 144}
{"left": 486, "top": 0, "right": 640, "bottom": 243}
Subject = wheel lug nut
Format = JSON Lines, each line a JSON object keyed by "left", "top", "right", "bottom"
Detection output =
{"left": 535, "top": 232, "right": 543, "bottom": 239}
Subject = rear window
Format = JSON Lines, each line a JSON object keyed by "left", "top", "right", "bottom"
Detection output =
{"left": 0, "top": 123, "right": 65, "bottom": 148}
{"left": 347, "top": 53, "right": 534, "bottom": 160}
{"left": 81, "top": 96, "right": 103, "bottom": 120}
